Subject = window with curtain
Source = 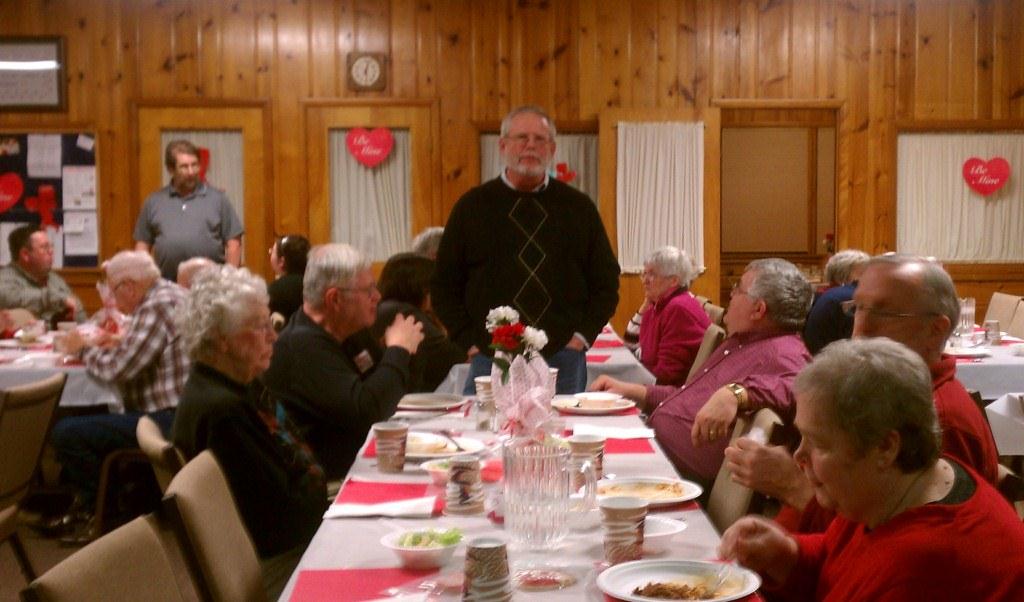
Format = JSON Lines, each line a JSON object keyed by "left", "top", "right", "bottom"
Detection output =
{"left": 616, "top": 122, "right": 704, "bottom": 273}
{"left": 328, "top": 129, "right": 411, "bottom": 261}
{"left": 160, "top": 130, "right": 245, "bottom": 223}
{"left": 479, "top": 133, "right": 599, "bottom": 202}
{"left": 898, "top": 132, "right": 1024, "bottom": 261}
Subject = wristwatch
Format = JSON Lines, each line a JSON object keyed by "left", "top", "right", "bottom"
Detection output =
{"left": 725, "top": 382, "right": 749, "bottom": 410}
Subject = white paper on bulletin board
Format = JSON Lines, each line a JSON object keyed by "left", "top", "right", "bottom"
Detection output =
{"left": 62, "top": 165, "right": 97, "bottom": 209}
{"left": 26, "top": 134, "right": 62, "bottom": 178}
{"left": 62, "top": 211, "right": 98, "bottom": 256}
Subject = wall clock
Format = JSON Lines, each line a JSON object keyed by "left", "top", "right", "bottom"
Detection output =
{"left": 347, "top": 52, "right": 387, "bottom": 92}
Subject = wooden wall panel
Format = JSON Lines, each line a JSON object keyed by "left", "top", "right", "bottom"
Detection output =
{"left": 2, "top": 0, "right": 1024, "bottom": 318}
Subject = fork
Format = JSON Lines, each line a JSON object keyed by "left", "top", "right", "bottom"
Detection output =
{"left": 437, "top": 429, "right": 468, "bottom": 452}
{"left": 708, "top": 562, "right": 734, "bottom": 594}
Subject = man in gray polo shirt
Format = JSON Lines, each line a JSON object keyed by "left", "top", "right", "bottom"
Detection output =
{"left": 133, "top": 139, "right": 244, "bottom": 280}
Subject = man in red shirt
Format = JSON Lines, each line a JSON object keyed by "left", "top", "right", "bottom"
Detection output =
{"left": 724, "top": 254, "right": 1000, "bottom": 532}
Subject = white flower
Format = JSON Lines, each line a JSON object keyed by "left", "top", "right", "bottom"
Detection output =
{"left": 486, "top": 306, "right": 520, "bottom": 332}
{"left": 522, "top": 326, "right": 548, "bottom": 353}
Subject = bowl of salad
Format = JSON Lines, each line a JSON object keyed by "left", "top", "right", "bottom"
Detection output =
{"left": 380, "top": 527, "right": 463, "bottom": 569}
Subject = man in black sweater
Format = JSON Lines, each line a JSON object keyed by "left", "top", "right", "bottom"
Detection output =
{"left": 432, "top": 105, "right": 620, "bottom": 394}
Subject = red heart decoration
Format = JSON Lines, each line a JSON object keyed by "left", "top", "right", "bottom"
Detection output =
{"left": 963, "top": 157, "right": 1011, "bottom": 196}
{"left": 345, "top": 128, "right": 395, "bottom": 168}
{"left": 0, "top": 172, "right": 25, "bottom": 213}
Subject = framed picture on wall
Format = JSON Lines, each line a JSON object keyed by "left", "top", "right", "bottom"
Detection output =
{"left": 0, "top": 36, "right": 66, "bottom": 111}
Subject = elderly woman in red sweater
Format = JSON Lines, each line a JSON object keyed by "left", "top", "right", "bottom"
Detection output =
{"left": 637, "top": 246, "right": 710, "bottom": 385}
{"left": 719, "top": 337, "right": 1024, "bottom": 601}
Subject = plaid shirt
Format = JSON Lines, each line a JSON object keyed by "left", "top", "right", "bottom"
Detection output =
{"left": 84, "top": 279, "right": 190, "bottom": 412}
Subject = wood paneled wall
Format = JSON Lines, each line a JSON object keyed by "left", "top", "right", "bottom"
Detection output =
{"left": 2, "top": 0, "right": 1024, "bottom": 328}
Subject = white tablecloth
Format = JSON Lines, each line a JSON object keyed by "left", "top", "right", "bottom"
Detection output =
{"left": 985, "top": 394, "right": 1024, "bottom": 456}
{"left": 279, "top": 411, "right": 725, "bottom": 601}
{"left": 952, "top": 344, "right": 1024, "bottom": 400}
{"left": 435, "top": 329, "right": 656, "bottom": 395}
{"left": 0, "top": 348, "right": 122, "bottom": 411}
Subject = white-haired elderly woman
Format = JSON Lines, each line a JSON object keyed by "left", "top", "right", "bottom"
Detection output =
{"left": 171, "top": 265, "right": 326, "bottom": 598}
{"left": 719, "top": 338, "right": 1024, "bottom": 600}
{"left": 803, "top": 249, "right": 870, "bottom": 355}
{"left": 634, "top": 246, "right": 710, "bottom": 385}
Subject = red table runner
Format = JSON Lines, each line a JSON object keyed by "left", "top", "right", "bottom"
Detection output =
{"left": 290, "top": 568, "right": 439, "bottom": 601}
{"left": 587, "top": 354, "right": 611, "bottom": 363}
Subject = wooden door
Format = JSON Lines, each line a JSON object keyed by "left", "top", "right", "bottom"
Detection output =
{"left": 135, "top": 102, "right": 272, "bottom": 279}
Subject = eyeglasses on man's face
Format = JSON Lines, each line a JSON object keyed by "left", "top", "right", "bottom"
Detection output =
{"left": 730, "top": 281, "right": 753, "bottom": 299}
{"left": 840, "top": 300, "right": 936, "bottom": 319}
{"left": 340, "top": 281, "right": 378, "bottom": 297}
{"left": 503, "top": 133, "right": 552, "bottom": 147}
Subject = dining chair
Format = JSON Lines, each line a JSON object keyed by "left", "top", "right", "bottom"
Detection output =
{"left": 985, "top": 292, "right": 1023, "bottom": 332}
{"left": 4, "top": 308, "right": 38, "bottom": 331}
{"left": 686, "top": 323, "right": 726, "bottom": 381}
{"left": 0, "top": 373, "right": 66, "bottom": 583}
{"left": 706, "top": 407, "right": 784, "bottom": 533}
{"left": 136, "top": 415, "right": 186, "bottom": 493}
{"left": 702, "top": 302, "right": 726, "bottom": 327}
{"left": 1007, "top": 306, "right": 1024, "bottom": 340}
{"left": 21, "top": 513, "right": 201, "bottom": 602}
{"left": 163, "top": 450, "right": 267, "bottom": 602}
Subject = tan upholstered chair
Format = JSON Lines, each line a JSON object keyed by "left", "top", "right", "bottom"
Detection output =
{"left": 136, "top": 415, "right": 186, "bottom": 493}
{"left": 686, "top": 323, "right": 726, "bottom": 381}
{"left": 0, "top": 373, "right": 66, "bottom": 583}
{"left": 163, "top": 451, "right": 267, "bottom": 602}
{"left": 21, "top": 514, "right": 201, "bottom": 602}
{"left": 1008, "top": 309, "right": 1024, "bottom": 340}
{"left": 985, "top": 292, "right": 1023, "bottom": 332}
{"left": 703, "top": 302, "right": 726, "bottom": 327}
{"left": 706, "top": 407, "right": 784, "bottom": 533}
{"left": 4, "top": 308, "right": 37, "bottom": 331}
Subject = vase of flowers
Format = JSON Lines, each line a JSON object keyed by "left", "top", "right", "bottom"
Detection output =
{"left": 485, "top": 306, "right": 556, "bottom": 439}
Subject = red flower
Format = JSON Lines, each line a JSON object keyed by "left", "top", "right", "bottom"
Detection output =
{"left": 491, "top": 322, "right": 525, "bottom": 352}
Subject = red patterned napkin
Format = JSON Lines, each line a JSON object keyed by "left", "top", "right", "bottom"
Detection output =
{"left": 591, "top": 339, "right": 624, "bottom": 349}
{"left": 587, "top": 354, "right": 611, "bottom": 363}
{"left": 290, "top": 567, "right": 439, "bottom": 601}
{"left": 334, "top": 479, "right": 444, "bottom": 515}
{"left": 604, "top": 437, "right": 654, "bottom": 454}
{"left": 362, "top": 438, "right": 379, "bottom": 458}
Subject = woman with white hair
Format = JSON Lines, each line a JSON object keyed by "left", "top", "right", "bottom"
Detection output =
{"left": 637, "top": 246, "right": 710, "bottom": 385}
{"left": 171, "top": 265, "right": 326, "bottom": 599}
{"left": 720, "top": 338, "right": 1024, "bottom": 600}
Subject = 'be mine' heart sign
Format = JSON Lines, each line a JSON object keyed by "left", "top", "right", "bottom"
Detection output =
{"left": 963, "top": 157, "right": 1011, "bottom": 196}
{"left": 346, "top": 128, "right": 394, "bottom": 168}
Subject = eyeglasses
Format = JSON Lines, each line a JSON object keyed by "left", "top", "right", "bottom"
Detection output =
{"left": 840, "top": 300, "right": 937, "bottom": 319}
{"left": 339, "top": 281, "right": 378, "bottom": 297}
{"left": 504, "top": 133, "right": 552, "bottom": 146}
{"left": 730, "top": 281, "right": 753, "bottom": 299}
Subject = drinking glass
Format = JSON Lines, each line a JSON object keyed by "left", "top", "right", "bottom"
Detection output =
{"left": 958, "top": 297, "right": 977, "bottom": 344}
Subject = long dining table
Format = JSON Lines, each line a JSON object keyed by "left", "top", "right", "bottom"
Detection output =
{"left": 280, "top": 400, "right": 760, "bottom": 601}
{"left": 0, "top": 338, "right": 121, "bottom": 410}
{"left": 435, "top": 327, "right": 656, "bottom": 396}
{"left": 952, "top": 339, "right": 1024, "bottom": 401}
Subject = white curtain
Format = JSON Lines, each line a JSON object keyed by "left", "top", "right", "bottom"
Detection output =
{"left": 616, "top": 122, "right": 704, "bottom": 272}
{"left": 329, "top": 129, "right": 411, "bottom": 261}
{"left": 480, "top": 133, "right": 599, "bottom": 202}
{"left": 160, "top": 130, "right": 245, "bottom": 223}
{"left": 898, "top": 133, "right": 1024, "bottom": 261}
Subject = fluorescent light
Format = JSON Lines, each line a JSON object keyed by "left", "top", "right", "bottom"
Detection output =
{"left": 0, "top": 60, "right": 59, "bottom": 71}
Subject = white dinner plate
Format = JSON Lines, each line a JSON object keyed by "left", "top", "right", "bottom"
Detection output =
{"left": 597, "top": 476, "right": 702, "bottom": 506}
{"left": 596, "top": 559, "right": 760, "bottom": 602}
{"left": 405, "top": 432, "right": 486, "bottom": 460}
{"left": 551, "top": 395, "right": 636, "bottom": 415}
{"left": 397, "top": 393, "right": 466, "bottom": 412}
{"left": 945, "top": 346, "right": 990, "bottom": 358}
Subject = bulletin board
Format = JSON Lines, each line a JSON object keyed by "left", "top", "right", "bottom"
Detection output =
{"left": 0, "top": 132, "right": 98, "bottom": 267}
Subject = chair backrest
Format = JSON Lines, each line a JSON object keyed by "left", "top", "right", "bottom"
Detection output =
{"left": 985, "top": 292, "right": 1022, "bottom": 331}
{"left": 0, "top": 374, "right": 66, "bottom": 510}
{"left": 1008, "top": 306, "right": 1024, "bottom": 340}
{"left": 687, "top": 323, "right": 726, "bottom": 381}
{"left": 164, "top": 451, "right": 266, "bottom": 602}
{"left": 4, "top": 308, "right": 37, "bottom": 331}
{"left": 703, "top": 302, "right": 725, "bottom": 327}
{"left": 136, "top": 415, "right": 186, "bottom": 493}
{"left": 22, "top": 514, "right": 201, "bottom": 602}
{"left": 706, "top": 408, "right": 784, "bottom": 533}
